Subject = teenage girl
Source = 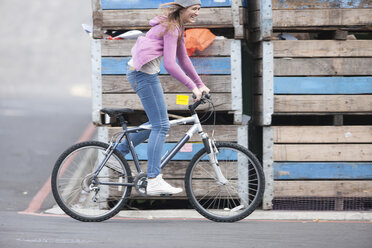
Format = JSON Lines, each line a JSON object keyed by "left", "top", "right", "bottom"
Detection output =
{"left": 117, "top": 0, "right": 210, "bottom": 195}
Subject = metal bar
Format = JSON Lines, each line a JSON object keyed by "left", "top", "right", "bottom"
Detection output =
{"left": 160, "top": 134, "right": 190, "bottom": 169}
{"left": 99, "top": 182, "right": 134, "bottom": 187}
{"left": 262, "top": 41, "right": 274, "bottom": 126}
{"left": 231, "top": 0, "right": 244, "bottom": 39}
{"left": 91, "top": 38, "right": 103, "bottom": 125}
{"left": 262, "top": 126, "right": 274, "bottom": 210}
{"left": 260, "top": 0, "right": 273, "bottom": 41}
{"left": 230, "top": 40, "right": 243, "bottom": 124}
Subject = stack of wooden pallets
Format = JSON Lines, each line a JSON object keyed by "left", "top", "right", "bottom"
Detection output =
{"left": 247, "top": 0, "right": 372, "bottom": 210}
{"left": 90, "top": 0, "right": 248, "bottom": 199}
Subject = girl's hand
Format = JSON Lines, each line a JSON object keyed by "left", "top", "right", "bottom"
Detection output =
{"left": 198, "top": 85, "right": 210, "bottom": 94}
{"left": 192, "top": 87, "right": 202, "bottom": 101}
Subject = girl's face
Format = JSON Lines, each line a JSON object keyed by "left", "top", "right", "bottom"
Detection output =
{"left": 180, "top": 4, "right": 201, "bottom": 24}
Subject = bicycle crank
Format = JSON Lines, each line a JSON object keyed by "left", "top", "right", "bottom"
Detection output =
{"left": 133, "top": 172, "right": 147, "bottom": 196}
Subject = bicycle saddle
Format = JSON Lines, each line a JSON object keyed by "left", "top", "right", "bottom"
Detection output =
{"left": 100, "top": 108, "right": 134, "bottom": 117}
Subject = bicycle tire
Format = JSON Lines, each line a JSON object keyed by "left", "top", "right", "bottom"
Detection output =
{"left": 51, "top": 141, "right": 132, "bottom": 222}
{"left": 185, "top": 142, "right": 265, "bottom": 222}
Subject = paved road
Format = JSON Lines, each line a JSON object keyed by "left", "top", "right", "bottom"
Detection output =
{"left": 1, "top": 211, "right": 372, "bottom": 248}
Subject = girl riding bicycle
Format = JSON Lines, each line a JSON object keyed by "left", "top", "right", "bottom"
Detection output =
{"left": 116, "top": 0, "right": 210, "bottom": 196}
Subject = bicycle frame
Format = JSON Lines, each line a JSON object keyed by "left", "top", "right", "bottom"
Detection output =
{"left": 94, "top": 112, "right": 229, "bottom": 187}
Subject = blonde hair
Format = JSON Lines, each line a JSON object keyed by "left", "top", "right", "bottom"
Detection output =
{"left": 158, "top": 2, "right": 185, "bottom": 42}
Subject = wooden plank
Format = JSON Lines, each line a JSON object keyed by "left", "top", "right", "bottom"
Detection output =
{"left": 272, "top": 58, "right": 372, "bottom": 76}
{"left": 102, "top": 75, "right": 231, "bottom": 93}
{"left": 102, "top": 93, "right": 232, "bottom": 111}
{"left": 274, "top": 162, "right": 372, "bottom": 180}
{"left": 101, "top": 0, "right": 233, "bottom": 9}
{"left": 274, "top": 77, "right": 372, "bottom": 94}
{"left": 101, "top": 8, "right": 243, "bottom": 29}
{"left": 272, "top": 40, "right": 372, "bottom": 58}
{"left": 101, "top": 39, "right": 232, "bottom": 57}
{"left": 124, "top": 142, "right": 240, "bottom": 161}
{"left": 109, "top": 125, "right": 241, "bottom": 142}
{"left": 274, "top": 144, "right": 372, "bottom": 161}
{"left": 274, "top": 181, "right": 372, "bottom": 197}
{"left": 101, "top": 40, "right": 135, "bottom": 57}
{"left": 274, "top": 181, "right": 372, "bottom": 198}
{"left": 272, "top": 0, "right": 372, "bottom": 9}
{"left": 273, "top": 126, "right": 372, "bottom": 144}
{"left": 126, "top": 161, "right": 238, "bottom": 180}
{"left": 272, "top": 9, "right": 372, "bottom": 29}
{"left": 102, "top": 57, "right": 231, "bottom": 75}
{"left": 274, "top": 95, "right": 372, "bottom": 113}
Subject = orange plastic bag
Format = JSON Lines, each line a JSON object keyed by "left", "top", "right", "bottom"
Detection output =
{"left": 184, "top": 29, "right": 216, "bottom": 56}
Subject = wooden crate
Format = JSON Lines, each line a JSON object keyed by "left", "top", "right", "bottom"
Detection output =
{"left": 270, "top": 125, "right": 372, "bottom": 210}
{"left": 253, "top": 40, "right": 372, "bottom": 123}
{"left": 92, "top": 38, "right": 243, "bottom": 125}
{"left": 92, "top": 0, "right": 246, "bottom": 39}
{"left": 245, "top": 0, "right": 372, "bottom": 210}
{"left": 91, "top": 0, "right": 245, "bottom": 125}
{"left": 248, "top": 0, "right": 372, "bottom": 32}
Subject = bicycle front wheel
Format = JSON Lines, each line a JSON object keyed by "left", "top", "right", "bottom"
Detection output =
{"left": 185, "top": 142, "right": 265, "bottom": 222}
{"left": 51, "top": 141, "right": 132, "bottom": 222}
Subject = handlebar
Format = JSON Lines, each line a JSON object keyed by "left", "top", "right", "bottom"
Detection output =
{"left": 189, "top": 92, "right": 211, "bottom": 114}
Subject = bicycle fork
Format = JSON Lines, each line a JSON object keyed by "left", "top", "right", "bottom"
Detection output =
{"left": 202, "top": 134, "right": 229, "bottom": 185}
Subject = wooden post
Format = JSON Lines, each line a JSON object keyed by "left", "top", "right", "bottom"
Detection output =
{"left": 232, "top": 0, "right": 244, "bottom": 39}
{"left": 261, "top": 0, "right": 274, "bottom": 209}
{"left": 91, "top": 0, "right": 103, "bottom": 39}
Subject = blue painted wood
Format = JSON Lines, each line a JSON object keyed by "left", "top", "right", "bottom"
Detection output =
{"left": 274, "top": 77, "right": 372, "bottom": 94}
{"left": 274, "top": 162, "right": 372, "bottom": 180}
{"left": 101, "top": 0, "right": 232, "bottom": 10}
{"left": 124, "top": 143, "right": 238, "bottom": 161}
{"left": 273, "top": 0, "right": 372, "bottom": 9}
{"left": 102, "top": 57, "right": 231, "bottom": 75}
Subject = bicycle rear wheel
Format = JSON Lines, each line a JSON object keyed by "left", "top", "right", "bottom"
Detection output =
{"left": 185, "top": 142, "right": 265, "bottom": 222}
{"left": 51, "top": 141, "right": 132, "bottom": 222}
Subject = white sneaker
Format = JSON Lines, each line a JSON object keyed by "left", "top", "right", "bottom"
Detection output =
{"left": 146, "top": 174, "right": 183, "bottom": 196}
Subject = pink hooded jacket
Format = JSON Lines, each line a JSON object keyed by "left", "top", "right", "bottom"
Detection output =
{"left": 131, "top": 16, "right": 204, "bottom": 91}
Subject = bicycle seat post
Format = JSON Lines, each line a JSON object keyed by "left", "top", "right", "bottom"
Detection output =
{"left": 117, "top": 115, "right": 128, "bottom": 131}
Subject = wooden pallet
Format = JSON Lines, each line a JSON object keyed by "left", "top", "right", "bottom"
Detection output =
{"left": 266, "top": 125, "right": 372, "bottom": 206}
{"left": 252, "top": 39, "right": 372, "bottom": 124}
{"left": 248, "top": 0, "right": 372, "bottom": 31}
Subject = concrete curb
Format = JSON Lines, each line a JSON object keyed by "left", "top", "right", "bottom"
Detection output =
{"left": 45, "top": 207, "right": 372, "bottom": 221}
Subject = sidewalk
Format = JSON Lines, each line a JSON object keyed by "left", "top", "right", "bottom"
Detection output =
{"left": 45, "top": 206, "right": 372, "bottom": 221}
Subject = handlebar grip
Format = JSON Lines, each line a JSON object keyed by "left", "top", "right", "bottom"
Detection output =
{"left": 192, "top": 92, "right": 211, "bottom": 100}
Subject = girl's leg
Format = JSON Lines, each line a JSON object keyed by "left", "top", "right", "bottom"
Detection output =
{"left": 116, "top": 70, "right": 151, "bottom": 156}
{"left": 121, "top": 71, "right": 169, "bottom": 178}
{"left": 135, "top": 73, "right": 170, "bottom": 178}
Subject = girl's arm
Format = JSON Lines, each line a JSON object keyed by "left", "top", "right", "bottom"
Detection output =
{"left": 176, "top": 34, "right": 205, "bottom": 89}
{"left": 163, "top": 28, "right": 197, "bottom": 91}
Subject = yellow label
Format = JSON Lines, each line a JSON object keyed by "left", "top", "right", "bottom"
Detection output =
{"left": 176, "top": 95, "right": 189, "bottom": 105}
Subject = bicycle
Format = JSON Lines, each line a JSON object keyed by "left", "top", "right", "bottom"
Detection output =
{"left": 51, "top": 94, "right": 265, "bottom": 222}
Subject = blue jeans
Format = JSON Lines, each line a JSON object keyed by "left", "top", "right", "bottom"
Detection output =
{"left": 116, "top": 70, "right": 170, "bottom": 178}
